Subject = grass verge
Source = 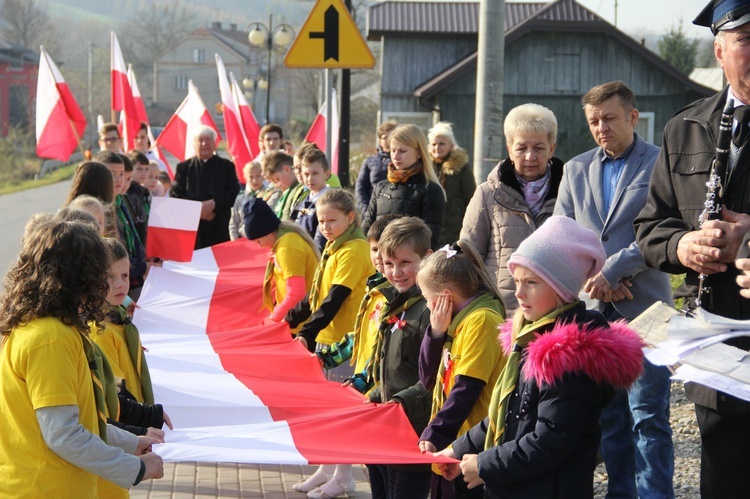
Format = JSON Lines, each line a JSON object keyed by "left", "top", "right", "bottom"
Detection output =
{"left": 0, "top": 164, "right": 77, "bottom": 196}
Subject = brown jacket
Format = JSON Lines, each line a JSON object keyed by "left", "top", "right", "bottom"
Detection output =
{"left": 460, "top": 157, "right": 563, "bottom": 312}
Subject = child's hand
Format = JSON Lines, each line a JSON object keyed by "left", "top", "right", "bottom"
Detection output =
{"left": 163, "top": 410, "right": 173, "bottom": 430}
{"left": 140, "top": 452, "right": 164, "bottom": 480}
{"left": 460, "top": 454, "right": 484, "bottom": 489}
{"left": 430, "top": 291, "right": 453, "bottom": 336}
{"left": 144, "top": 427, "right": 165, "bottom": 443}
{"left": 136, "top": 435, "right": 159, "bottom": 455}
{"left": 434, "top": 447, "right": 459, "bottom": 480}
{"left": 418, "top": 440, "right": 437, "bottom": 453}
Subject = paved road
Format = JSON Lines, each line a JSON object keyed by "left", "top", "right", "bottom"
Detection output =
{"left": 0, "top": 180, "right": 71, "bottom": 281}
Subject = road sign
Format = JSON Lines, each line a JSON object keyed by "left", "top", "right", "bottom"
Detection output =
{"left": 284, "top": 0, "right": 375, "bottom": 69}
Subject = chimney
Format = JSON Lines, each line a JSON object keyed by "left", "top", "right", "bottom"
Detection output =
{"left": 211, "top": 21, "right": 221, "bottom": 30}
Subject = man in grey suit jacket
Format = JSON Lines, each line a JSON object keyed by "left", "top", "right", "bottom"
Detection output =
{"left": 554, "top": 81, "right": 674, "bottom": 499}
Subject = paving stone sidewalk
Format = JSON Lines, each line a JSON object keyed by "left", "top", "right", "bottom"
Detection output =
{"left": 131, "top": 462, "right": 372, "bottom": 498}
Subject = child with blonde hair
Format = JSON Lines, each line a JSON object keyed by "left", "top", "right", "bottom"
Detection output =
{"left": 229, "top": 160, "right": 266, "bottom": 240}
{"left": 416, "top": 240, "right": 506, "bottom": 498}
{"left": 286, "top": 189, "right": 374, "bottom": 498}
{"left": 436, "top": 217, "right": 644, "bottom": 498}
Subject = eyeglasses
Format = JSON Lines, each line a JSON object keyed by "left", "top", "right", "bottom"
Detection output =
{"left": 100, "top": 137, "right": 121, "bottom": 143}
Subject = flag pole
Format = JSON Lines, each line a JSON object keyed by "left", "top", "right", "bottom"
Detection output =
{"left": 68, "top": 117, "right": 87, "bottom": 158}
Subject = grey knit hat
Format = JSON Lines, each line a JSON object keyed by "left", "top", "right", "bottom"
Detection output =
{"left": 508, "top": 216, "right": 606, "bottom": 302}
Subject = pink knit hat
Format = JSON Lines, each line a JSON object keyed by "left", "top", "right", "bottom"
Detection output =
{"left": 508, "top": 216, "right": 606, "bottom": 302}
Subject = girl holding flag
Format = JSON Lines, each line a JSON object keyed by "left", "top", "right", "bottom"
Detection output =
{"left": 416, "top": 240, "right": 506, "bottom": 499}
{"left": 435, "top": 217, "right": 644, "bottom": 498}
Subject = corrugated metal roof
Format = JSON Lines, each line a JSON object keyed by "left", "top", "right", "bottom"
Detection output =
{"left": 368, "top": 0, "right": 606, "bottom": 37}
{"left": 368, "top": 1, "right": 551, "bottom": 36}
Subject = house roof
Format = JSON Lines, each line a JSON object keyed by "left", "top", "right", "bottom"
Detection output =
{"left": 401, "top": 0, "right": 714, "bottom": 99}
{"left": 155, "top": 24, "right": 252, "bottom": 62}
{"left": 0, "top": 37, "right": 39, "bottom": 65}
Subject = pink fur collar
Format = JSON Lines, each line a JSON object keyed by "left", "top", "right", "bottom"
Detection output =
{"left": 499, "top": 320, "right": 644, "bottom": 388}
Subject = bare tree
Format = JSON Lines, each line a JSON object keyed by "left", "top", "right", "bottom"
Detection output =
{"left": 122, "top": 0, "right": 199, "bottom": 62}
{"left": 0, "top": 0, "right": 57, "bottom": 50}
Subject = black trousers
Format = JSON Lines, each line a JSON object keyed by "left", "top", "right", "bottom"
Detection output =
{"left": 695, "top": 403, "right": 750, "bottom": 499}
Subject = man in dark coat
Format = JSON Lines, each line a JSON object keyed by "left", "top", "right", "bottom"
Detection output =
{"left": 635, "top": 1, "right": 750, "bottom": 497}
{"left": 171, "top": 126, "right": 240, "bottom": 249}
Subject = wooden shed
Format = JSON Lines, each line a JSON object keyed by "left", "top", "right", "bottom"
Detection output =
{"left": 367, "top": 0, "right": 714, "bottom": 161}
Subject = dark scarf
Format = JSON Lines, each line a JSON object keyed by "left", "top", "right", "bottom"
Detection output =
{"left": 108, "top": 306, "right": 154, "bottom": 405}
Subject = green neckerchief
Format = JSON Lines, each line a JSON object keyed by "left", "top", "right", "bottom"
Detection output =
{"left": 291, "top": 186, "right": 310, "bottom": 212}
{"left": 365, "top": 286, "right": 424, "bottom": 386}
{"left": 275, "top": 180, "right": 299, "bottom": 220}
{"left": 350, "top": 273, "right": 390, "bottom": 366}
{"left": 485, "top": 300, "right": 579, "bottom": 450}
{"left": 309, "top": 224, "right": 366, "bottom": 311}
{"left": 80, "top": 333, "right": 120, "bottom": 442}
{"left": 114, "top": 195, "right": 134, "bottom": 255}
{"left": 430, "top": 292, "right": 504, "bottom": 422}
{"left": 108, "top": 306, "right": 154, "bottom": 405}
{"left": 262, "top": 226, "right": 294, "bottom": 312}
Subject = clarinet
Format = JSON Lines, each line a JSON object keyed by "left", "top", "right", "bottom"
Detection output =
{"left": 695, "top": 96, "right": 735, "bottom": 309}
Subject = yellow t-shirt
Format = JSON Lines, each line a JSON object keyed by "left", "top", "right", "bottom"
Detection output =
{"left": 0, "top": 317, "right": 100, "bottom": 498}
{"left": 445, "top": 308, "right": 506, "bottom": 436}
{"left": 353, "top": 287, "right": 388, "bottom": 372}
{"left": 272, "top": 231, "right": 318, "bottom": 305}
{"left": 92, "top": 322, "right": 144, "bottom": 403}
{"left": 314, "top": 238, "right": 375, "bottom": 346}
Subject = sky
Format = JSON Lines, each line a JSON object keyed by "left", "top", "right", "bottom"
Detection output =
{"left": 549, "top": 0, "right": 714, "bottom": 40}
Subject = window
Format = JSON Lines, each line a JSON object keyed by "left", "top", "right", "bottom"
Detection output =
{"left": 193, "top": 49, "right": 205, "bottom": 64}
{"left": 9, "top": 85, "right": 29, "bottom": 129}
{"left": 175, "top": 75, "right": 189, "bottom": 89}
{"left": 379, "top": 111, "right": 434, "bottom": 133}
{"left": 635, "top": 112, "right": 655, "bottom": 144}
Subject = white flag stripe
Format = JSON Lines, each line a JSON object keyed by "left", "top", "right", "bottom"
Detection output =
{"left": 135, "top": 248, "right": 303, "bottom": 463}
{"left": 148, "top": 197, "right": 201, "bottom": 231}
{"left": 35, "top": 49, "right": 60, "bottom": 141}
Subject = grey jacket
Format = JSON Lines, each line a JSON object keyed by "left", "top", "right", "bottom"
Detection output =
{"left": 554, "top": 133, "right": 673, "bottom": 319}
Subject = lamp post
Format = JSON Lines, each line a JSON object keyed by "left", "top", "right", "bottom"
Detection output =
{"left": 247, "top": 15, "right": 295, "bottom": 124}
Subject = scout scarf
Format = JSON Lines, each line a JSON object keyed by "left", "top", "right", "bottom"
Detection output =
{"left": 365, "top": 287, "right": 424, "bottom": 385}
{"left": 114, "top": 195, "right": 143, "bottom": 257}
{"left": 485, "top": 301, "right": 579, "bottom": 449}
{"left": 430, "top": 292, "right": 504, "bottom": 422}
{"left": 108, "top": 306, "right": 154, "bottom": 405}
{"left": 80, "top": 333, "right": 120, "bottom": 442}
{"left": 350, "top": 274, "right": 389, "bottom": 366}
{"left": 309, "top": 223, "right": 367, "bottom": 311}
{"left": 261, "top": 227, "right": 294, "bottom": 312}
{"left": 387, "top": 161, "right": 423, "bottom": 184}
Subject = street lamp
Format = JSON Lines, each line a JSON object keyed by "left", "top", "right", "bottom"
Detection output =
{"left": 247, "top": 15, "right": 295, "bottom": 124}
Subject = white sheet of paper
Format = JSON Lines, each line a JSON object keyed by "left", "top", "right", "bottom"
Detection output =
{"left": 673, "top": 365, "right": 750, "bottom": 402}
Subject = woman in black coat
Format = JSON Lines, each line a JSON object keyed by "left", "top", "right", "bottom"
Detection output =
{"left": 362, "top": 124, "right": 446, "bottom": 250}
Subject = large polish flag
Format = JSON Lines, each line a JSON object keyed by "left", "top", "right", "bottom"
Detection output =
{"left": 229, "top": 72, "right": 260, "bottom": 159}
{"left": 111, "top": 32, "right": 141, "bottom": 151}
{"left": 35, "top": 46, "right": 86, "bottom": 161}
{"left": 216, "top": 54, "right": 252, "bottom": 183}
{"left": 304, "top": 89, "right": 340, "bottom": 174}
{"left": 146, "top": 197, "right": 201, "bottom": 262}
{"left": 155, "top": 81, "right": 222, "bottom": 163}
{"left": 135, "top": 239, "right": 453, "bottom": 465}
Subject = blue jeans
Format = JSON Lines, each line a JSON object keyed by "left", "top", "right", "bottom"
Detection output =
{"left": 600, "top": 306, "right": 674, "bottom": 499}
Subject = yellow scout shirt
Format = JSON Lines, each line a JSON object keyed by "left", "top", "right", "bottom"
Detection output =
{"left": 92, "top": 322, "right": 144, "bottom": 403}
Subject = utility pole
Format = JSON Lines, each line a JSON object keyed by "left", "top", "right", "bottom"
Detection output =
{"left": 473, "top": 0, "right": 505, "bottom": 183}
{"left": 87, "top": 41, "right": 94, "bottom": 143}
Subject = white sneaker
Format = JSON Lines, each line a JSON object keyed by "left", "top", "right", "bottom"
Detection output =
{"left": 306, "top": 477, "right": 356, "bottom": 498}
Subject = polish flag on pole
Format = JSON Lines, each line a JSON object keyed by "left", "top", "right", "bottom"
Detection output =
{"left": 304, "top": 89, "right": 339, "bottom": 174}
{"left": 136, "top": 239, "right": 456, "bottom": 465}
{"left": 216, "top": 54, "right": 252, "bottom": 183}
{"left": 35, "top": 46, "right": 86, "bottom": 161}
{"left": 146, "top": 197, "right": 202, "bottom": 262}
{"left": 111, "top": 32, "right": 141, "bottom": 151}
{"left": 155, "top": 81, "right": 222, "bottom": 162}
{"left": 127, "top": 64, "right": 149, "bottom": 126}
{"left": 230, "top": 72, "right": 260, "bottom": 159}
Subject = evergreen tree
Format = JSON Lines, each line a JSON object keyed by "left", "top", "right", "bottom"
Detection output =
{"left": 658, "top": 24, "right": 699, "bottom": 75}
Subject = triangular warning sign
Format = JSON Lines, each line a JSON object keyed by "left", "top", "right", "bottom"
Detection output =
{"left": 284, "top": 0, "right": 375, "bottom": 69}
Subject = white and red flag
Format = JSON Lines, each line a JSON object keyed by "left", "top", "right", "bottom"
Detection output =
{"left": 304, "top": 88, "right": 340, "bottom": 174}
{"left": 146, "top": 197, "right": 201, "bottom": 262}
{"left": 35, "top": 46, "right": 86, "bottom": 161}
{"left": 229, "top": 72, "right": 261, "bottom": 159}
{"left": 136, "top": 239, "right": 455, "bottom": 465}
{"left": 111, "top": 32, "right": 141, "bottom": 151}
{"left": 216, "top": 54, "right": 252, "bottom": 183}
{"left": 155, "top": 81, "right": 221, "bottom": 163}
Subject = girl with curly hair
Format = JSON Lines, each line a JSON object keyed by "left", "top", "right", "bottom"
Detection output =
{"left": 0, "top": 218, "right": 164, "bottom": 498}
